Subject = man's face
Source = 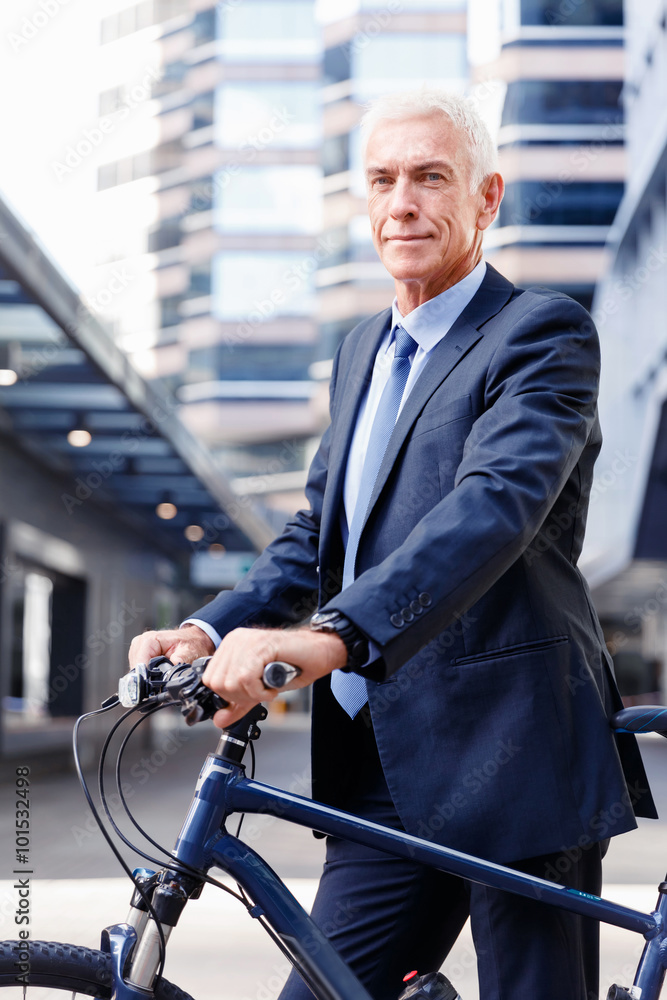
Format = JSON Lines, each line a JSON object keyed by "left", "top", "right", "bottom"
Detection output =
{"left": 365, "top": 114, "right": 488, "bottom": 304}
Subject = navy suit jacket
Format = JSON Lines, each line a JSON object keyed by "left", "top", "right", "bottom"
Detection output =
{"left": 193, "top": 264, "right": 656, "bottom": 863}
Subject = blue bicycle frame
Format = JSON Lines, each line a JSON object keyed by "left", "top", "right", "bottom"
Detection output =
{"left": 102, "top": 733, "right": 667, "bottom": 1000}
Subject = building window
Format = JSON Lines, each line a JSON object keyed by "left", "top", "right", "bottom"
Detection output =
{"left": 189, "top": 264, "right": 211, "bottom": 297}
{"left": 353, "top": 34, "right": 467, "bottom": 92}
{"left": 324, "top": 44, "right": 351, "bottom": 87}
{"left": 217, "top": 0, "right": 319, "bottom": 62}
{"left": 100, "top": 0, "right": 154, "bottom": 44}
{"left": 97, "top": 151, "right": 153, "bottom": 190}
{"left": 192, "top": 92, "right": 215, "bottom": 131}
{"left": 212, "top": 251, "right": 317, "bottom": 321}
{"left": 213, "top": 165, "right": 321, "bottom": 234}
{"left": 520, "top": 0, "right": 623, "bottom": 26}
{"left": 323, "top": 134, "right": 349, "bottom": 176}
{"left": 216, "top": 82, "right": 321, "bottom": 149}
{"left": 502, "top": 80, "right": 623, "bottom": 127}
{"left": 189, "top": 343, "right": 314, "bottom": 381}
{"left": 189, "top": 177, "right": 214, "bottom": 213}
{"left": 148, "top": 218, "right": 181, "bottom": 252}
{"left": 160, "top": 295, "right": 182, "bottom": 328}
{"left": 193, "top": 8, "right": 216, "bottom": 46}
{"left": 499, "top": 180, "right": 624, "bottom": 227}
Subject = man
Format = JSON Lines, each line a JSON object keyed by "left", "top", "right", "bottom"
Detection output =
{"left": 130, "top": 90, "right": 655, "bottom": 999}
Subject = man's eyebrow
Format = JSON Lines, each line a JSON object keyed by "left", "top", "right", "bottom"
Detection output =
{"left": 364, "top": 160, "right": 456, "bottom": 178}
{"left": 413, "top": 160, "right": 456, "bottom": 176}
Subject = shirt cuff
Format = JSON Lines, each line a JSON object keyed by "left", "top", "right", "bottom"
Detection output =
{"left": 180, "top": 618, "right": 222, "bottom": 649}
{"left": 362, "top": 638, "right": 383, "bottom": 669}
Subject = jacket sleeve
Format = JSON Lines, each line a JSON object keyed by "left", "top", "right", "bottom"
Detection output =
{"left": 325, "top": 294, "right": 601, "bottom": 679}
{"left": 189, "top": 348, "right": 341, "bottom": 635}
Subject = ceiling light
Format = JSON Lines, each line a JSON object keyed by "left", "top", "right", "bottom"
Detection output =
{"left": 67, "top": 429, "right": 92, "bottom": 447}
{"left": 156, "top": 502, "right": 178, "bottom": 520}
{"left": 0, "top": 369, "right": 18, "bottom": 386}
{"left": 184, "top": 524, "right": 204, "bottom": 542}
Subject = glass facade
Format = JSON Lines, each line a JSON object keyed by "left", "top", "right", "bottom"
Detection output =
{"left": 211, "top": 251, "right": 316, "bottom": 321}
{"left": 217, "top": 0, "right": 318, "bottom": 61}
{"left": 499, "top": 180, "right": 624, "bottom": 227}
{"left": 215, "top": 82, "right": 321, "bottom": 149}
{"left": 502, "top": 80, "right": 623, "bottom": 127}
{"left": 213, "top": 165, "right": 321, "bottom": 234}
{"left": 190, "top": 343, "right": 314, "bottom": 382}
{"left": 353, "top": 35, "right": 467, "bottom": 95}
{"left": 520, "top": 0, "right": 622, "bottom": 27}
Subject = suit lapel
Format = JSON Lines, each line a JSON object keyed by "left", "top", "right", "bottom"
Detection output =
{"left": 361, "top": 264, "right": 515, "bottom": 528}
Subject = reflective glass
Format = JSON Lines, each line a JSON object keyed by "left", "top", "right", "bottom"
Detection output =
{"left": 216, "top": 83, "right": 320, "bottom": 149}
{"left": 212, "top": 251, "right": 317, "bottom": 320}
{"left": 213, "top": 166, "right": 321, "bottom": 234}
{"left": 499, "top": 180, "right": 623, "bottom": 227}
{"left": 520, "top": 0, "right": 622, "bottom": 26}
{"left": 502, "top": 81, "right": 623, "bottom": 126}
{"left": 217, "top": 0, "right": 319, "bottom": 61}
{"left": 353, "top": 34, "right": 466, "bottom": 82}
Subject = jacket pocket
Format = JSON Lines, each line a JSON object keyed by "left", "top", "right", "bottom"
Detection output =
{"left": 411, "top": 394, "right": 473, "bottom": 440}
{"left": 452, "top": 635, "right": 570, "bottom": 666}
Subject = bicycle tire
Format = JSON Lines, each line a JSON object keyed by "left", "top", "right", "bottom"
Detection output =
{"left": 0, "top": 940, "right": 195, "bottom": 999}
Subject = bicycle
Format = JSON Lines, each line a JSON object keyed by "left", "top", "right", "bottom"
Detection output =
{"left": 1, "top": 655, "right": 667, "bottom": 1000}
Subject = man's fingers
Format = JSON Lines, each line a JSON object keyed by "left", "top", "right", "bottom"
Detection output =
{"left": 128, "top": 626, "right": 215, "bottom": 669}
{"left": 128, "top": 630, "right": 172, "bottom": 668}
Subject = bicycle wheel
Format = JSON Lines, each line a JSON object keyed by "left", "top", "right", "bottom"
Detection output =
{"left": 0, "top": 941, "right": 194, "bottom": 999}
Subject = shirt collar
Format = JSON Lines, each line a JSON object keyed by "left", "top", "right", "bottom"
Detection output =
{"left": 390, "top": 258, "right": 487, "bottom": 354}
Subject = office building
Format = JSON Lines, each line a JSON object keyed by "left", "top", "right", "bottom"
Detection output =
{"left": 472, "top": 0, "right": 625, "bottom": 312}
{"left": 317, "top": 1, "right": 468, "bottom": 363}
{"left": 580, "top": 0, "right": 667, "bottom": 695}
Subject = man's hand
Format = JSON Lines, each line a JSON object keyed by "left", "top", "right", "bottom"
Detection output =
{"left": 202, "top": 626, "right": 348, "bottom": 728}
{"left": 128, "top": 624, "right": 215, "bottom": 670}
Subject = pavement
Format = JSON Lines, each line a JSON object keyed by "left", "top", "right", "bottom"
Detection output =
{"left": 2, "top": 709, "right": 667, "bottom": 1000}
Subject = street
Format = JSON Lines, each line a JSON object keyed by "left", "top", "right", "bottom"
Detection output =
{"left": 1, "top": 712, "right": 667, "bottom": 999}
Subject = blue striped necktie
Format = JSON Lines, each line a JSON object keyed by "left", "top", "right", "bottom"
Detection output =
{"left": 331, "top": 325, "right": 417, "bottom": 717}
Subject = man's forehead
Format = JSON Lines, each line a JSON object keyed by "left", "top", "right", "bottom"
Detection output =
{"left": 364, "top": 115, "right": 464, "bottom": 170}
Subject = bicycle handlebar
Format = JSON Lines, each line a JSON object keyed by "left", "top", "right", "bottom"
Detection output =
{"left": 117, "top": 656, "right": 302, "bottom": 726}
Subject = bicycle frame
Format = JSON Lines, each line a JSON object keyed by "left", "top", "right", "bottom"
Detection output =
{"left": 102, "top": 737, "right": 667, "bottom": 1000}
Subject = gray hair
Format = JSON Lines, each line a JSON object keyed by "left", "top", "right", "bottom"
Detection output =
{"left": 359, "top": 88, "right": 497, "bottom": 193}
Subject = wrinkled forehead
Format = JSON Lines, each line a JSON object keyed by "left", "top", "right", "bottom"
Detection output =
{"left": 363, "top": 113, "right": 470, "bottom": 173}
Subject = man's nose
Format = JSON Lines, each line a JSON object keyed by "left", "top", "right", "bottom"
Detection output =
{"left": 389, "top": 178, "right": 419, "bottom": 219}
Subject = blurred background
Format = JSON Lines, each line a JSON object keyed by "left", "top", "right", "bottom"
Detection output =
{"left": 0, "top": 0, "right": 665, "bottom": 767}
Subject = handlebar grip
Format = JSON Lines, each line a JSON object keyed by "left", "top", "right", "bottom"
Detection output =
{"left": 193, "top": 656, "right": 300, "bottom": 690}
{"left": 263, "top": 661, "right": 302, "bottom": 689}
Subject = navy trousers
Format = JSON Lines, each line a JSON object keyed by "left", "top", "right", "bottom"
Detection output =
{"left": 280, "top": 713, "right": 603, "bottom": 1000}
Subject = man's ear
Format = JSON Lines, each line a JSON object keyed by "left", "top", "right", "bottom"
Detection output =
{"left": 477, "top": 172, "right": 504, "bottom": 232}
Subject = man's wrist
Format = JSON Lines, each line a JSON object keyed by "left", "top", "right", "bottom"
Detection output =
{"left": 310, "top": 611, "right": 369, "bottom": 671}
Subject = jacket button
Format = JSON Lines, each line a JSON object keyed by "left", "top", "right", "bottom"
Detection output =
{"left": 410, "top": 600, "right": 422, "bottom": 615}
{"left": 402, "top": 608, "right": 414, "bottom": 623}
{"left": 418, "top": 592, "right": 432, "bottom": 607}
{"left": 390, "top": 613, "right": 404, "bottom": 628}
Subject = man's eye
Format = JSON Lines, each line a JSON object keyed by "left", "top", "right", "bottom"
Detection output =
{"left": 426, "top": 173, "right": 442, "bottom": 181}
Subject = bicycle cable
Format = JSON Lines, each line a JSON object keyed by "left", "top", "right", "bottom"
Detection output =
{"left": 74, "top": 701, "right": 169, "bottom": 983}
{"left": 109, "top": 703, "right": 248, "bottom": 906}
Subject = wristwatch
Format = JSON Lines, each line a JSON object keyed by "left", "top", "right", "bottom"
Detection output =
{"left": 310, "top": 611, "right": 369, "bottom": 671}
